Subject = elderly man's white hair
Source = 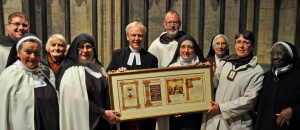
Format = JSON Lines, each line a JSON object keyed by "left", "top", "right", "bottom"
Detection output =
{"left": 125, "top": 21, "right": 147, "bottom": 35}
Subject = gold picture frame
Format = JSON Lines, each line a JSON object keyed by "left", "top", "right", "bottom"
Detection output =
{"left": 108, "top": 65, "right": 213, "bottom": 121}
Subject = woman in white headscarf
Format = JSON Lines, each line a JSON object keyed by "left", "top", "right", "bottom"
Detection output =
{"left": 0, "top": 34, "right": 59, "bottom": 130}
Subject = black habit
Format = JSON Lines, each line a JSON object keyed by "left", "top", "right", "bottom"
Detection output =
{"left": 34, "top": 80, "right": 59, "bottom": 130}
{"left": 0, "top": 35, "right": 16, "bottom": 47}
{"left": 255, "top": 69, "right": 300, "bottom": 130}
{"left": 254, "top": 42, "right": 300, "bottom": 130}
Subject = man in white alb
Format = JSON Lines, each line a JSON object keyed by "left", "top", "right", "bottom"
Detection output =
{"left": 148, "top": 10, "right": 186, "bottom": 68}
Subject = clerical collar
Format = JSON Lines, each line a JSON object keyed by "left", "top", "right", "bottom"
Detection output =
{"left": 159, "top": 31, "right": 186, "bottom": 44}
{"left": 127, "top": 46, "right": 142, "bottom": 66}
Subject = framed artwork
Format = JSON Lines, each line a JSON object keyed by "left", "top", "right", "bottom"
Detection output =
{"left": 108, "top": 65, "right": 213, "bottom": 121}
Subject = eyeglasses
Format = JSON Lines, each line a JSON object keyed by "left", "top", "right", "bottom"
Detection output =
{"left": 180, "top": 45, "right": 194, "bottom": 50}
{"left": 9, "top": 22, "right": 29, "bottom": 28}
{"left": 166, "top": 21, "right": 180, "bottom": 26}
{"left": 236, "top": 40, "right": 251, "bottom": 45}
{"left": 77, "top": 45, "right": 94, "bottom": 51}
{"left": 271, "top": 51, "right": 285, "bottom": 57}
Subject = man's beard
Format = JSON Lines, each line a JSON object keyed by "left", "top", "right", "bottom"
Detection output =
{"left": 166, "top": 29, "right": 179, "bottom": 38}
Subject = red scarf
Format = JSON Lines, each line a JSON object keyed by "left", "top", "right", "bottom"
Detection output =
{"left": 48, "top": 54, "right": 64, "bottom": 74}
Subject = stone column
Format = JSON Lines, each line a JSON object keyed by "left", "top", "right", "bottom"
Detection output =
{"left": 257, "top": 0, "right": 275, "bottom": 64}
{"left": 3, "top": 0, "right": 22, "bottom": 35}
{"left": 98, "top": 0, "right": 121, "bottom": 68}
{"left": 224, "top": 0, "right": 239, "bottom": 53}
{"left": 278, "top": 0, "right": 297, "bottom": 43}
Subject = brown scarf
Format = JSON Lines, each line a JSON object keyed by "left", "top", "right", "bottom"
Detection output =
{"left": 159, "top": 31, "right": 186, "bottom": 44}
{"left": 222, "top": 52, "right": 254, "bottom": 67}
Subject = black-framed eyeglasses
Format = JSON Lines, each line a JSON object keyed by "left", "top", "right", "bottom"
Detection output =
{"left": 9, "top": 22, "right": 29, "bottom": 28}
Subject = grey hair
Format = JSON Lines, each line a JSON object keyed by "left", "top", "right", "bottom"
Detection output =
{"left": 125, "top": 21, "right": 147, "bottom": 35}
{"left": 212, "top": 34, "right": 229, "bottom": 46}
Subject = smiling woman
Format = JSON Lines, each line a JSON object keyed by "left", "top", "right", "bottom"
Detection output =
{"left": 17, "top": 40, "right": 42, "bottom": 69}
{"left": 206, "top": 34, "right": 230, "bottom": 67}
{"left": 167, "top": 34, "right": 207, "bottom": 130}
{"left": 77, "top": 40, "right": 94, "bottom": 62}
{"left": 56, "top": 33, "right": 120, "bottom": 130}
{"left": 43, "top": 34, "right": 67, "bottom": 75}
{"left": 204, "top": 30, "right": 264, "bottom": 130}
{"left": 168, "top": 35, "right": 206, "bottom": 67}
{"left": 255, "top": 42, "right": 300, "bottom": 130}
{"left": 0, "top": 34, "right": 59, "bottom": 130}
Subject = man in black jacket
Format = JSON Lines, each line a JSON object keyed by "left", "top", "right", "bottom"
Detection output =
{"left": 106, "top": 21, "right": 157, "bottom": 130}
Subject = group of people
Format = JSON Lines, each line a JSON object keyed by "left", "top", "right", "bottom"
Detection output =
{"left": 0, "top": 10, "right": 299, "bottom": 130}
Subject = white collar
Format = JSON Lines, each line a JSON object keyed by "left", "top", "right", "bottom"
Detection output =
{"left": 177, "top": 55, "right": 199, "bottom": 66}
{"left": 215, "top": 54, "right": 221, "bottom": 67}
{"left": 84, "top": 66, "right": 103, "bottom": 78}
{"left": 79, "top": 58, "right": 105, "bottom": 78}
{"left": 127, "top": 46, "right": 142, "bottom": 66}
{"left": 14, "top": 60, "right": 47, "bottom": 88}
{"left": 275, "top": 64, "right": 293, "bottom": 76}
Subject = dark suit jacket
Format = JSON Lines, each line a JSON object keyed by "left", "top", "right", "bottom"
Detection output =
{"left": 106, "top": 47, "right": 158, "bottom": 130}
{"left": 106, "top": 47, "right": 158, "bottom": 71}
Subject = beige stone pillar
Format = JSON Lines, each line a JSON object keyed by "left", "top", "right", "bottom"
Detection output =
{"left": 224, "top": 0, "right": 239, "bottom": 53}
{"left": 246, "top": 0, "right": 254, "bottom": 32}
{"left": 47, "top": 0, "right": 65, "bottom": 38}
{"left": 278, "top": 0, "right": 297, "bottom": 44}
{"left": 257, "top": 0, "right": 275, "bottom": 64}
{"left": 148, "top": 0, "right": 166, "bottom": 47}
{"left": 203, "top": 0, "right": 220, "bottom": 56}
{"left": 97, "top": 0, "right": 121, "bottom": 68}
{"left": 3, "top": 0, "right": 22, "bottom": 35}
